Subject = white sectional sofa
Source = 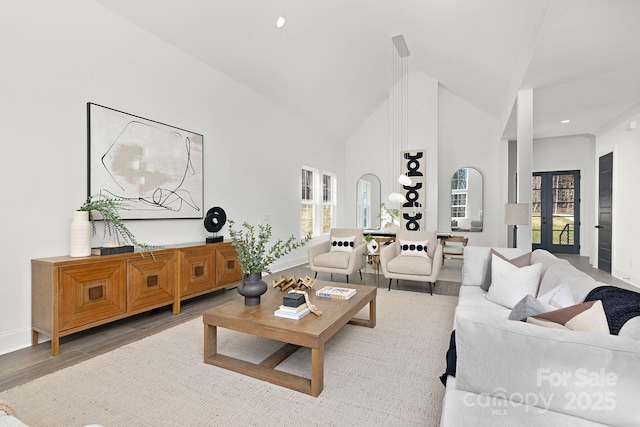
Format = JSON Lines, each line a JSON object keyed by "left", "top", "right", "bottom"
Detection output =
{"left": 440, "top": 247, "right": 640, "bottom": 426}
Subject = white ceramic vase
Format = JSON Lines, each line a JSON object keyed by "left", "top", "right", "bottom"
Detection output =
{"left": 367, "top": 239, "right": 379, "bottom": 253}
{"left": 70, "top": 210, "right": 91, "bottom": 257}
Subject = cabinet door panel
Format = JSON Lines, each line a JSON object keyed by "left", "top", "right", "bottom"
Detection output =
{"left": 128, "top": 253, "right": 176, "bottom": 312}
{"left": 59, "top": 260, "right": 126, "bottom": 331}
{"left": 179, "top": 247, "right": 215, "bottom": 297}
{"left": 216, "top": 244, "right": 242, "bottom": 286}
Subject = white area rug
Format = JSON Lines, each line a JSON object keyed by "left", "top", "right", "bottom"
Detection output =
{"left": 1, "top": 290, "right": 457, "bottom": 427}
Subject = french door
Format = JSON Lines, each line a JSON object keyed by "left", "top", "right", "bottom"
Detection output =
{"left": 532, "top": 170, "right": 580, "bottom": 254}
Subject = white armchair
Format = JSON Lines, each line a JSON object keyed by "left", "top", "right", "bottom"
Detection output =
{"left": 307, "top": 228, "right": 367, "bottom": 283}
{"left": 380, "top": 229, "right": 442, "bottom": 294}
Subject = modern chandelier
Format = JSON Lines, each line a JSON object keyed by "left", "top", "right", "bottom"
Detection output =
{"left": 389, "top": 35, "right": 411, "bottom": 203}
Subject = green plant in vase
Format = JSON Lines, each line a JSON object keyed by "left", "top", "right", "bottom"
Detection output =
{"left": 79, "top": 194, "right": 159, "bottom": 257}
{"left": 378, "top": 202, "right": 400, "bottom": 231}
{"left": 228, "top": 219, "right": 311, "bottom": 305}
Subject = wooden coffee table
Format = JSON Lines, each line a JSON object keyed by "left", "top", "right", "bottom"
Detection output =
{"left": 203, "top": 282, "right": 376, "bottom": 397}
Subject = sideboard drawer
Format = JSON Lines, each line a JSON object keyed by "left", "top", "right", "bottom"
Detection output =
{"left": 127, "top": 253, "right": 176, "bottom": 313}
{"left": 59, "top": 260, "right": 127, "bottom": 331}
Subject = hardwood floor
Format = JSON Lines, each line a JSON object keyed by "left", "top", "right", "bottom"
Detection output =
{"left": 1, "top": 256, "right": 635, "bottom": 393}
{"left": 556, "top": 254, "right": 639, "bottom": 292}
{"left": 0, "top": 288, "right": 237, "bottom": 392}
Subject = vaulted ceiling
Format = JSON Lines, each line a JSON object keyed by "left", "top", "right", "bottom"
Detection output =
{"left": 94, "top": 0, "right": 640, "bottom": 141}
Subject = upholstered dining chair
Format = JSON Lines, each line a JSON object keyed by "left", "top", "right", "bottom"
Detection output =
{"left": 307, "top": 228, "right": 367, "bottom": 283}
{"left": 380, "top": 228, "right": 443, "bottom": 295}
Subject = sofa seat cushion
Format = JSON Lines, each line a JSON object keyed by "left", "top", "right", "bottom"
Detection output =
{"left": 313, "top": 251, "right": 351, "bottom": 269}
{"left": 441, "top": 390, "right": 609, "bottom": 427}
{"left": 455, "top": 305, "right": 511, "bottom": 330}
{"left": 619, "top": 316, "right": 640, "bottom": 340}
{"left": 387, "top": 255, "right": 433, "bottom": 275}
{"left": 454, "top": 288, "right": 511, "bottom": 329}
{"left": 457, "top": 286, "right": 510, "bottom": 315}
{"left": 455, "top": 311, "right": 640, "bottom": 427}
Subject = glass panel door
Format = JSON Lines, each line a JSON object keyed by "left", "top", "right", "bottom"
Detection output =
{"left": 532, "top": 171, "right": 580, "bottom": 254}
{"left": 532, "top": 175, "right": 542, "bottom": 245}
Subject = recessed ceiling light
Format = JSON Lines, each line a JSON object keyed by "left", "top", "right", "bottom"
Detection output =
{"left": 561, "top": 119, "right": 571, "bottom": 124}
{"left": 276, "top": 16, "right": 286, "bottom": 29}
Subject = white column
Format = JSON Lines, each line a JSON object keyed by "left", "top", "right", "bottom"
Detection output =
{"left": 516, "top": 89, "right": 533, "bottom": 250}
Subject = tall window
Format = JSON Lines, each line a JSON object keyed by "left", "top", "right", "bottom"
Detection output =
{"left": 301, "top": 167, "right": 336, "bottom": 237}
{"left": 301, "top": 168, "right": 315, "bottom": 236}
{"left": 451, "top": 168, "right": 468, "bottom": 219}
{"left": 322, "top": 173, "right": 336, "bottom": 234}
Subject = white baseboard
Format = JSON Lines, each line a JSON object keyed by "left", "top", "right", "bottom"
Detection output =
{"left": 270, "top": 255, "right": 309, "bottom": 274}
{"left": 0, "top": 326, "right": 44, "bottom": 357}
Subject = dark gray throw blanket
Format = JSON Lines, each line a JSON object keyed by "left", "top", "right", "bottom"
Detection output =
{"left": 439, "top": 330, "right": 456, "bottom": 386}
{"left": 584, "top": 285, "right": 640, "bottom": 335}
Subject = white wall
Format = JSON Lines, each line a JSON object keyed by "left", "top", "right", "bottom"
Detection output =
{"left": 532, "top": 134, "right": 595, "bottom": 259}
{"left": 0, "top": 1, "right": 344, "bottom": 355}
{"left": 345, "top": 72, "right": 438, "bottom": 230}
{"left": 347, "top": 79, "right": 507, "bottom": 247}
{"left": 438, "top": 88, "right": 507, "bottom": 247}
{"left": 596, "top": 115, "right": 640, "bottom": 286}
{"left": 408, "top": 73, "right": 439, "bottom": 231}
{"left": 345, "top": 101, "right": 388, "bottom": 227}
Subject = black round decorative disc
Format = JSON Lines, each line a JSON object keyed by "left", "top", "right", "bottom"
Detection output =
{"left": 204, "top": 206, "right": 226, "bottom": 233}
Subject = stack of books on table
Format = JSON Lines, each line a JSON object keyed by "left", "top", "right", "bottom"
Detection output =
{"left": 315, "top": 286, "right": 356, "bottom": 300}
{"left": 274, "top": 304, "right": 310, "bottom": 320}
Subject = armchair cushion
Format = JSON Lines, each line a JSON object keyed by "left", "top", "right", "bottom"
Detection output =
{"left": 313, "top": 251, "right": 352, "bottom": 269}
{"left": 387, "top": 254, "right": 433, "bottom": 276}
{"left": 399, "top": 239, "right": 430, "bottom": 258}
{"left": 330, "top": 235, "right": 355, "bottom": 252}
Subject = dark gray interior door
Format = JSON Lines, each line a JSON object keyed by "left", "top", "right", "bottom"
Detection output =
{"left": 597, "top": 153, "right": 613, "bottom": 273}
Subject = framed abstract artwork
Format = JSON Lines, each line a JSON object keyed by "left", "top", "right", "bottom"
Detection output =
{"left": 87, "top": 103, "right": 204, "bottom": 219}
{"left": 400, "top": 149, "right": 426, "bottom": 231}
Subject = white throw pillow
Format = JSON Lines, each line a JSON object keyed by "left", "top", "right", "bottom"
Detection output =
{"left": 486, "top": 254, "right": 542, "bottom": 309}
{"left": 330, "top": 236, "right": 355, "bottom": 252}
{"left": 399, "top": 239, "right": 429, "bottom": 258}
{"left": 538, "top": 283, "right": 576, "bottom": 308}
